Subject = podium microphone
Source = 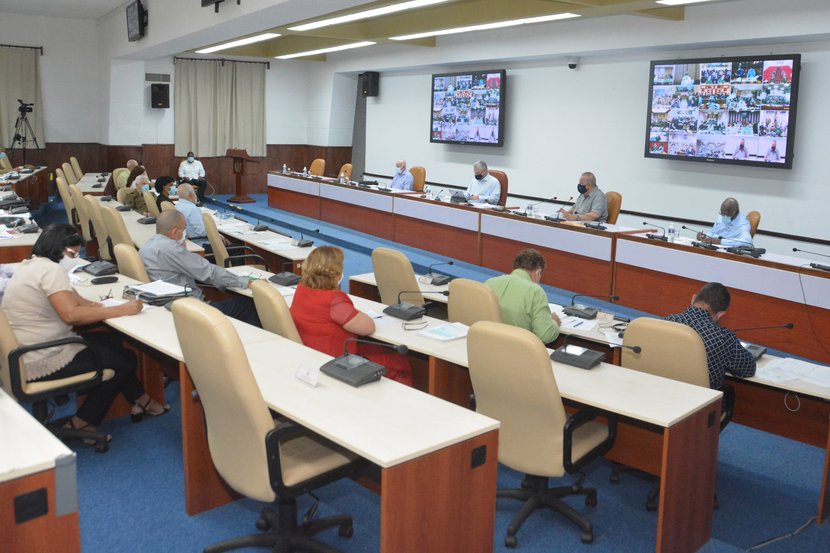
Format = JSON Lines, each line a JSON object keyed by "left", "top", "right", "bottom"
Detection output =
{"left": 643, "top": 221, "right": 667, "bottom": 241}
{"left": 733, "top": 323, "right": 794, "bottom": 332}
{"left": 427, "top": 261, "right": 454, "bottom": 286}
{"left": 793, "top": 247, "right": 830, "bottom": 271}
{"left": 563, "top": 294, "right": 619, "bottom": 320}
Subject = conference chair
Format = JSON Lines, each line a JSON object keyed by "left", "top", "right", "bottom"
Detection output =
{"left": 0, "top": 309, "right": 113, "bottom": 452}
{"left": 171, "top": 298, "right": 363, "bottom": 553}
{"left": 447, "top": 278, "right": 501, "bottom": 326}
{"left": 55, "top": 176, "right": 77, "bottom": 226}
{"left": 70, "top": 156, "right": 83, "bottom": 179}
{"left": 371, "top": 247, "right": 423, "bottom": 307}
{"left": 68, "top": 184, "right": 94, "bottom": 247}
{"left": 114, "top": 243, "right": 150, "bottom": 283}
{"left": 309, "top": 158, "right": 325, "bottom": 177}
{"left": 338, "top": 163, "right": 352, "bottom": 181}
{"left": 605, "top": 191, "right": 622, "bottom": 225}
{"left": 62, "top": 161, "right": 79, "bottom": 185}
{"left": 101, "top": 205, "right": 136, "bottom": 259}
{"left": 142, "top": 190, "right": 160, "bottom": 217}
{"left": 112, "top": 167, "right": 129, "bottom": 191}
{"left": 467, "top": 321, "right": 616, "bottom": 547}
{"left": 747, "top": 210, "right": 761, "bottom": 237}
{"left": 116, "top": 187, "right": 128, "bottom": 204}
{"left": 0, "top": 151, "right": 12, "bottom": 171}
{"left": 202, "top": 213, "right": 268, "bottom": 269}
{"left": 84, "top": 195, "right": 113, "bottom": 262}
{"left": 160, "top": 201, "right": 176, "bottom": 212}
{"left": 250, "top": 280, "right": 303, "bottom": 344}
{"left": 489, "top": 169, "right": 508, "bottom": 206}
{"left": 409, "top": 165, "right": 426, "bottom": 192}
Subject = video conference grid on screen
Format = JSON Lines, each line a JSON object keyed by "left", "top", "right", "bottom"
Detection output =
{"left": 431, "top": 70, "right": 505, "bottom": 146}
{"left": 645, "top": 55, "right": 800, "bottom": 168}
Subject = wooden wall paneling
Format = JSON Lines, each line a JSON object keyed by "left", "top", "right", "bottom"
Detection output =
{"left": 325, "top": 147, "right": 353, "bottom": 180}
{"left": 105, "top": 145, "right": 143, "bottom": 175}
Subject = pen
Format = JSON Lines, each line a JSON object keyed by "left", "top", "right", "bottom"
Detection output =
{"left": 573, "top": 321, "right": 583, "bottom": 328}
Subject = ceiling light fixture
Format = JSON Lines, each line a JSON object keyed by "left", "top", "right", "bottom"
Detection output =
{"left": 276, "top": 41, "right": 376, "bottom": 60}
{"left": 289, "top": 0, "right": 448, "bottom": 32}
{"left": 196, "top": 32, "right": 281, "bottom": 54}
{"left": 389, "top": 12, "right": 580, "bottom": 41}
{"left": 656, "top": 0, "right": 715, "bottom": 5}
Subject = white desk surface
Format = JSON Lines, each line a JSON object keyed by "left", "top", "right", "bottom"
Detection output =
{"left": 0, "top": 388, "right": 75, "bottom": 483}
{"left": 76, "top": 172, "right": 109, "bottom": 194}
{"left": 349, "top": 271, "right": 451, "bottom": 303}
{"left": 207, "top": 211, "right": 313, "bottom": 262}
{"left": 745, "top": 354, "right": 830, "bottom": 401}
{"left": 0, "top": 166, "right": 46, "bottom": 186}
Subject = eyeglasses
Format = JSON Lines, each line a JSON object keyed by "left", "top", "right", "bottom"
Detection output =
{"left": 99, "top": 288, "right": 113, "bottom": 301}
{"left": 402, "top": 320, "right": 429, "bottom": 331}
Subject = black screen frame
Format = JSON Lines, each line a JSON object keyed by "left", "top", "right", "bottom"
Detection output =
{"left": 429, "top": 69, "right": 506, "bottom": 147}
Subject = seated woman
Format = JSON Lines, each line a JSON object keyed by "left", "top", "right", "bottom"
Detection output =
{"left": 290, "top": 246, "right": 412, "bottom": 386}
{"left": 154, "top": 175, "right": 176, "bottom": 211}
{"left": 2, "top": 224, "right": 168, "bottom": 442}
{"left": 125, "top": 164, "right": 151, "bottom": 191}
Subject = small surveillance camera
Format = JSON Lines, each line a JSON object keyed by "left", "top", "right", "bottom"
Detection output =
{"left": 567, "top": 57, "right": 579, "bottom": 70}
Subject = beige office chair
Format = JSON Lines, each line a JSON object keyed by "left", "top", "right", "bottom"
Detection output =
{"left": 308, "top": 158, "right": 325, "bottom": 177}
{"left": 747, "top": 210, "right": 761, "bottom": 237}
{"left": 0, "top": 150, "right": 12, "bottom": 171}
{"left": 55, "top": 176, "right": 77, "bottom": 226}
{"left": 171, "top": 298, "right": 362, "bottom": 552}
{"left": 250, "top": 280, "right": 303, "bottom": 344}
{"left": 202, "top": 213, "right": 267, "bottom": 269}
{"left": 160, "top": 201, "right": 176, "bottom": 212}
{"left": 112, "top": 168, "right": 129, "bottom": 191}
{"left": 489, "top": 169, "right": 509, "bottom": 206}
{"left": 143, "top": 190, "right": 160, "bottom": 217}
{"left": 371, "top": 247, "right": 423, "bottom": 307}
{"left": 338, "top": 163, "right": 352, "bottom": 181}
{"left": 68, "top": 184, "right": 94, "bottom": 245}
{"left": 0, "top": 309, "right": 113, "bottom": 452}
{"left": 116, "top": 187, "right": 128, "bottom": 204}
{"left": 84, "top": 195, "right": 112, "bottom": 261}
{"left": 114, "top": 243, "right": 150, "bottom": 283}
{"left": 447, "top": 279, "right": 501, "bottom": 326}
{"left": 467, "top": 321, "right": 616, "bottom": 547}
{"left": 70, "top": 156, "right": 83, "bottom": 179}
{"left": 409, "top": 165, "right": 426, "bottom": 192}
{"left": 605, "top": 191, "right": 622, "bottom": 225}
{"left": 101, "top": 205, "right": 136, "bottom": 259}
{"left": 61, "top": 162, "right": 79, "bottom": 185}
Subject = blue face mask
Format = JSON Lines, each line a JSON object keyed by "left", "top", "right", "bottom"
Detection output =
{"left": 141, "top": 184, "right": 150, "bottom": 192}
{"left": 187, "top": 156, "right": 194, "bottom": 163}
{"left": 169, "top": 185, "right": 178, "bottom": 196}
{"left": 719, "top": 214, "right": 732, "bottom": 225}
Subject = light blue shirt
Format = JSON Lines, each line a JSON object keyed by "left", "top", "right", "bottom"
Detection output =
{"left": 705, "top": 212, "right": 753, "bottom": 247}
{"left": 390, "top": 170, "right": 413, "bottom": 191}
{"left": 175, "top": 198, "right": 206, "bottom": 238}
{"left": 465, "top": 173, "right": 500, "bottom": 203}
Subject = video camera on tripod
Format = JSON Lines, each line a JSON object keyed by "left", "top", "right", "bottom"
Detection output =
{"left": 17, "top": 99, "right": 34, "bottom": 114}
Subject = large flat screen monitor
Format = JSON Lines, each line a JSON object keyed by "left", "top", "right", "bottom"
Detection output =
{"left": 645, "top": 54, "right": 801, "bottom": 169}
{"left": 431, "top": 70, "right": 505, "bottom": 146}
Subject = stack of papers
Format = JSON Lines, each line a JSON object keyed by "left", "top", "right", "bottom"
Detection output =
{"left": 131, "top": 280, "right": 189, "bottom": 296}
{"left": 755, "top": 358, "right": 830, "bottom": 388}
{"left": 419, "top": 322, "right": 469, "bottom": 341}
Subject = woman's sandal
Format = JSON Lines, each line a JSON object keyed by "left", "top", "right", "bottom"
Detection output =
{"left": 131, "top": 397, "right": 171, "bottom": 423}
{"left": 63, "top": 419, "right": 112, "bottom": 446}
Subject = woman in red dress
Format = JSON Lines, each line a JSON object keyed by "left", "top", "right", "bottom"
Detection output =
{"left": 290, "top": 246, "right": 413, "bottom": 386}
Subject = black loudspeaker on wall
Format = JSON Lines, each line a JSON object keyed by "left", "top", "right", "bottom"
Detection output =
{"left": 151, "top": 83, "right": 170, "bottom": 108}
{"left": 361, "top": 72, "right": 379, "bottom": 97}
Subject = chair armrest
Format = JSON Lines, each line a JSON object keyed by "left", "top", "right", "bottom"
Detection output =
{"left": 223, "top": 253, "right": 269, "bottom": 271}
{"left": 562, "top": 408, "right": 618, "bottom": 473}
{"left": 9, "top": 336, "right": 103, "bottom": 402}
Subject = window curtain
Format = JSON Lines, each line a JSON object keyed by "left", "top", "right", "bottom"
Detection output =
{"left": 174, "top": 59, "right": 265, "bottom": 158}
{"left": 0, "top": 46, "right": 44, "bottom": 150}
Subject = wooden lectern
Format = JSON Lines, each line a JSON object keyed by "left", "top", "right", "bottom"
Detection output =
{"left": 226, "top": 148, "right": 258, "bottom": 203}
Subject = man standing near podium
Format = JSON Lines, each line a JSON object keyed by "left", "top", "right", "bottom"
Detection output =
{"left": 465, "top": 160, "right": 500, "bottom": 203}
{"left": 178, "top": 151, "right": 208, "bottom": 201}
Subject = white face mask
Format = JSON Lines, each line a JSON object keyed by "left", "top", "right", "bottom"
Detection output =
{"left": 395, "top": 167, "right": 403, "bottom": 174}
{"left": 178, "top": 228, "right": 187, "bottom": 245}
{"left": 187, "top": 156, "right": 194, "bottom": 163}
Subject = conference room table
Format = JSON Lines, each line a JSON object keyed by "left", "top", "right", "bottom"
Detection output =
{"left": 73, "top": 273, "right": 501, "bottom": 553}
{"left": 76, "top": 172, "right": 110, "bottom": 195}
{"left": 0, "top": 167, "right": 48, "bottom": 211}
{"left": 0, "top": 388, "right": 80, "bottom": 553}
{"left": 0, "top": 222, "right": 40, "bottom": 264}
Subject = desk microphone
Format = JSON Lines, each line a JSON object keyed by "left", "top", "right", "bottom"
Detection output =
{"left": 383, "top": 290, "right": 427, "bottom": 321}
{"left": 269, "top": 260, "right": 301, "bottom": 286}
{"left": 550, "top": 334, "right": 606, "bottom": 369}
{"left": 319, "top": 338, "right": 408, "bottom": 387}
{"left": 427, "top": 261, "right": 454, "bottom": 285}
{"left": 563, "top": 294, "right": 619, "bottom": 320}
{"left": 793, "top": 248, "right": 830, "bottom": 271}
{"left": 643, "top": 221, "right": 667, "bottom": 241}
{"left": 733, "top": 323, "right": 794, "bottom": 332}
{"left": 681, "top": 224, "right": 711, "bottom": 240}
{"left": 343, "top": 337, "right": 409, "bottom": 356}
{"left": 291, "top": 229, "right": 318, "bottom": 248}
{"left": 610, "top": 343, "right": 643, "bottom": 354}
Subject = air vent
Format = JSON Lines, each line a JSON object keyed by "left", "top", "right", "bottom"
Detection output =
{"left": 145, "top": 73, "right": 170, "bottom": 83}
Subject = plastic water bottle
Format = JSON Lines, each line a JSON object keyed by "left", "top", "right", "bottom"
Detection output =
{"left": 339, "top": 172, "right": 345, "bottom": 184}
{"left": 667, "top": 223, "right": 676, "bottom": 243}
{"left": 302, "top": 166, "right": 308, "bottom": 177}
{"left": 282, "top": 163, "right": 287, "bottom": 174}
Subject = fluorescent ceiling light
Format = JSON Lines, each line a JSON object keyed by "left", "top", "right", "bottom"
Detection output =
{"left": 656, "top": 0, "right": 715, "bottom": 5}
{"left": 196, "top": 32, "right": 281, "bottom": 54}
{"left": 289, "top": 0, "right": 448, "bottom": 32}
{"left": 276, "top": 41, "right": 376, "bottom": 60}
{"left": 389, "top": 13, "right": 580, "bottom": 41}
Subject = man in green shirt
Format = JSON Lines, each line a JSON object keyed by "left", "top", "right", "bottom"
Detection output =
{"left": 484, "top": 249, "right": 561, "bottom": 344}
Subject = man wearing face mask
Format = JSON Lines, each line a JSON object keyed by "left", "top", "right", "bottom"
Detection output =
{"left": 696, "top": 197, "right": 753, "bottom": 247}
{"left": 389, "top": 160, "right": 413, "bottom": 191}
{"left": 139, "top": 211, "right": 260, "bottom": 327}
{"left": 177, "top": 150, "right": 208, "bottom": 201}
{"left": 557, "top": 171, "right": 608, "bottom": 222}
{"left": 465, "top": 160, "right": 500, "bottom": 203}
{"left": 764, "top": 140, "right": 781, "bottom": 163}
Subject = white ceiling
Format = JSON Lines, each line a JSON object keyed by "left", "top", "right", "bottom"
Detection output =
{"left": 0, "top": 0, "right": 124, "bottom": 20}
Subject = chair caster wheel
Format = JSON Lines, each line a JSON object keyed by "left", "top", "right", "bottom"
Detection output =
{"left": 581, "top": 532, "right": 594, "bottom": 544}
{"left": 585, "top": 491, "right": 597, "bottom": 507}
{"left": 256, "top": 517, "right": 270, "bottom": 531}
{"left": 505, "top": 535, "right": 517, "bottom": 548}
{"left": 338, "top": 524, "right": 354, "bottom": 538}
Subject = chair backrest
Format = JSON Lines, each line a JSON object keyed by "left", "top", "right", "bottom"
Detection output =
{"left": 55, "top": 176, "right": 76, "bottom": 226}
{"left": 116, "top": 187, "right": 128, "bottom": 204}
{"left": 448, "top": 278, "right": 502, "bottom": 326}
{"left": 143, "top": 190, "right": 160, "bottom": 217}
{"left": 202, "top": 213, "right": 229, "bottom": 267}
{"left": 171, "top": 298, "right": 276, "bottom": 502}
{"left": 250, "top": 280, "right": 303, "bottom": 344}
{"left": 605, "top": 191, "right": 622, "bottom": 225}
{"left": 160, "top": 201, "right": 176, "bottom": 212}
{"left": 112, "top": 168, "right": 129, "bottom": 191}
{"left": 338, "top": 163, "right": 352, "bottom": 180}
{"left": 309, "top": 158, "right": 325, "bottom": 177}
{"left": 467, "top": 321, "right": 568, "bottom": 476}
{"left": 83, "top": 195, "right": 111, "bottom": 261}
{"left": 61, "top": 162, "right": 78, "bottom": 185}
{"left": 488, "top": 169, "right": 508, "bottom": 206}
{"left": 409, "top": 166, "right": 426, "bottom": 192}
{"left": 68, "top": 184, "right": 92, "bottom": 242}
{"left": 101, "top": 205, "right": 135, "bottom": 250}
{"left": 0, "top": 308, "right": 21, "bottom": 397}
{"left": 371, "top": 247, "right": 423, "bottom": 307}
{"left": 747, "top": 210, "right": 761, "bottom": 237}
{"left": 0, "top": 151, "right": 12, "bottom": 171}
{"left": 622, "top": 317, "right": 710, "bottom": 388}
{"left": 114, "top": 243, "right": 149, "bottom": 283}
{"left": 70, "top": 156, "right": 83, "bottom": 179}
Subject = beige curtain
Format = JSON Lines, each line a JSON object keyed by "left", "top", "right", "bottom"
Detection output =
{"left": 0, "top": 46, "right": 44, "bottom": 150}
{"left": 174, "top": 59, "right": 265, "bottom": 158}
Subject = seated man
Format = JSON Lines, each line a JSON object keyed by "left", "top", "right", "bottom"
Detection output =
{"left": 696, "top": 197, "right": 753, "bottom": 247}
{"left": 665, "top": 282, "right": 755, "bottom": 390}
{"left": 558, "top": 171, "right": 608, "bottom": 222}
{"left": 174, "top": 183, "right": 206, "bottom": 242}
{"left": 126, "top": 159, "right": 139, "bottom": 172}
{"left": 177, "top": 151, "right": 208, "bottom": 201}
{"left": 389, "top": 159, "right": 413, "bottom": 191}
{"left": 139, "top": 211, "right": 260, "bottom": 327}
{"left": 484, "top": 249, "right": 561, "bottom": 345}
{"left": 465, "top": 160, "right": 500, "bottom": 203}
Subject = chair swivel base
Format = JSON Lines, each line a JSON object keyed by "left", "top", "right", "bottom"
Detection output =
{"left": 204, "top": 499, "right": 353, "bottom": 553}
{"left": 499, "top": 475, "right": 596, "bottom": 548}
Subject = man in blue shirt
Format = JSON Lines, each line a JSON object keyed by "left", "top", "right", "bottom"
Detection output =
{"left": 174, "top": 183, "right": 206, "bottom": 241}
{"left": 465, "top": 160, "right": 500, "bottom": 203}
{"left": 697, "top": 197, "right": 753, "bottom": 247}
{"left": 389, "top": 160, "right": 413, "bottom": 191}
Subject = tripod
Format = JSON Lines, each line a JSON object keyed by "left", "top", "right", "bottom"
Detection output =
{"left": 8, "top": 101, "right": 44, "bottom": 166}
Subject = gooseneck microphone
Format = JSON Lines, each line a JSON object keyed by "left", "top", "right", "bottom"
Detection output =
{"left": 269, "top": 260, "right": 301, "bottom": 286}
{"left": 643, "top": 221, "right": 667, "bottom": 241}
{"left": 611, "top": 343, "right": 643, "bottom": 354}
{"left": 563, "top": 294, "right": 620, "bottom": 320}
{"left": 343, "top": 337, "right": 409, "bottom": 356}
{"left": 681, "top": 224, "right": 709, "bottom": 237}
{"left": 793, "top": 247, "right": 830, "bottom": 271}
{"left": 733, "top": 323, "right": 794, "bottom": 332}
{"left": 550, "top": 334, "right": 606, "bottom": 368}
{"left": 320, "top": 338, "right": 407, "bottom": 387}
{"left": 427, "top": 261, "right": 455, "bottom": 286}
